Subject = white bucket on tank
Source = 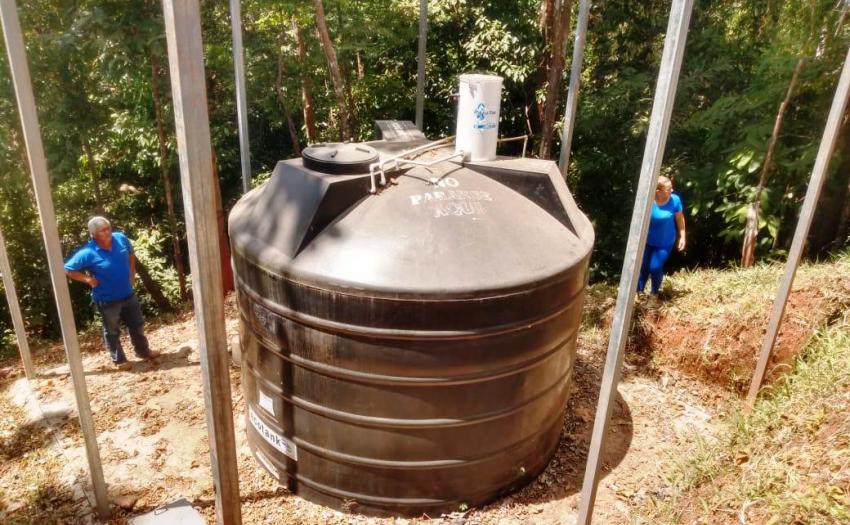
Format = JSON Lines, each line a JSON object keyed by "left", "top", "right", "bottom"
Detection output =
{"left": 455, "top": 74, "right": 503, "bottom": 161}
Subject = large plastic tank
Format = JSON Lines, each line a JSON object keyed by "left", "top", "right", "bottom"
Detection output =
{"left": 228, "top": 139, "right": 594, "bottom": 516}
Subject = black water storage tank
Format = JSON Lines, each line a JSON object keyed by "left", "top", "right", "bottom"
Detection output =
{"left": 229, "top": 140, "right": 594, "bottom": 516}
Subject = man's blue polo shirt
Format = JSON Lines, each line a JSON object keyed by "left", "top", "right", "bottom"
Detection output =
{"left": 64, "top": 232, "right": 135, "bottom": 302}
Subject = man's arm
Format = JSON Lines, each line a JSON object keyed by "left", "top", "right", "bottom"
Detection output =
{"left": 66, "top": 270, "right": 98, "bottom": 288}
{"left": 129, "top": 253, "right": 136, "bottom": 285}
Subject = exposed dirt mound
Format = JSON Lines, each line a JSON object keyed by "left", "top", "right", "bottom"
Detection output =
{"left": 584, "top": 256, "right": 850, "bottom": 394}
{"left": 641, "top": 316, "right": 850, "bottom": 524}
{"left": 638, "top": 288, "right": 840, "bottom": 392}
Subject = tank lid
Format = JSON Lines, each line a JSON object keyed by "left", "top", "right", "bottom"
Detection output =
{"left": 302, "top": 142, "right": 379, "bottom": 174}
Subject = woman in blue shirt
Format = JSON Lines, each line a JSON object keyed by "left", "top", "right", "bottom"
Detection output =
{"left": 638, "top": 176, "right": 686, "bottom": 294}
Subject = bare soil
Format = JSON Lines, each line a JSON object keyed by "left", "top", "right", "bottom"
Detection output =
{"left": 0, "top": 282, "right": 834, "bottom": 524}
{"left": 629, "top": 283, "right": 850, "bottom": 393}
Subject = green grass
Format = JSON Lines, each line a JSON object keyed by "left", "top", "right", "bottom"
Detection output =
{"left": 645, "top": 312, "right": 850, "bottom": 524}
{"left": 660, "top": 250, "right": 850, "bottom": 319}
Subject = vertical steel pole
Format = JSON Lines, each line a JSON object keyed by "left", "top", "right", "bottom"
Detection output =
{"left": 230, "top": 0, "right": 251, "bottom": 193}
{"left": 558, "top": 0, "right": 590, "bottom": 177}
{"left": 575, "top": 1, "right": 693, "bottom": 523}
{"left": 161, "top": 1, "right": 242, "bottom": 524}
{"left": 0, "top": 226, "right": 35, "bottom": 379}
{"left": 415, "top": 0, "right": 427, "bottom": 130}
{"left": 746, "top": 46, "right": 850, "bottom": 408}
{"left": 0, "top": 0, "right": 110, "bottom": 518}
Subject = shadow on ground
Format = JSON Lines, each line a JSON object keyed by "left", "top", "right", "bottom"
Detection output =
{"left": 0, "top": 418, "right": 53, "bottom": 462}
{"left": 0, "top": 482, "right": 79, "bottom": 524}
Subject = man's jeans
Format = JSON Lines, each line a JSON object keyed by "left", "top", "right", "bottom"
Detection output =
{"left": 96, "top": 293, "right": 150, "bottom": 363}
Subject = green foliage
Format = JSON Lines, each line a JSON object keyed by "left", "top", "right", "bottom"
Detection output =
{"left": 131, "top": 227, "right": 186, "bottom": 312}
{"left": 0, "top": 0, "right": 848, "bottom": 343}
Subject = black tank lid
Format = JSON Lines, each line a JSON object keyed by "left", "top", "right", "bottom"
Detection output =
{"left": 302, "top": 142, "right": 379, "bottom": 174}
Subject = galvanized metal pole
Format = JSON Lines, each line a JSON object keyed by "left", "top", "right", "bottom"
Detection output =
{"left": 557, "top": 0, "right": 590, "bottom": 177}
{"left": 415, "top": 0, "right": 427, "bottom": 130}
{"left": 161, "top": 1, "right": 242, "bottom": 524}
{"left": 0, "top": 0, "right": 110, "bottom": 518}
{"left": 230, "top": 0, "right": 251, "bottom": 193}
{"left": 746, "top": 46, "right": 850, "bottom": 408}
{"left": 0, "top": 226, "right": 35, "bottom": 379}
{"left": 575, "top": 1, "right": 693, "bottom": 523}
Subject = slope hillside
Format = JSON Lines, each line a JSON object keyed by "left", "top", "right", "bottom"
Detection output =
{"left": 641, "top": 311, "right": 850, "bottom": 524}
{"left": 583, "top": 251, "right": 850, "bottom": 393}
{"left": 0, "top": 254, "right": 847, "bottom": 524}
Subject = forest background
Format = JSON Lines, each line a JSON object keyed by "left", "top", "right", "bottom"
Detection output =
{"left": 0, "top": 0, "right": 849, "bottom": 348}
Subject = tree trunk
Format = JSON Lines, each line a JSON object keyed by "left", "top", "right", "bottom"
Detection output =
{"left": 150, "top": 50, "right": 188, "bottom": 301}
{"left": 835, "top": 171, "right": 850, "bottom": 248}
{"left": 343, "top": 63, "right": 356, "bottom": 134}
{"left": 741, "top": 57, "right": 805, "bottom": 267}
{"left": 538, "top": 0, "right": 573, "bottom": 159}
{"left": 210, "top": 147, "right": 235, "bottom": 294}
{"left": 81, "top": 138, "right": 104, "bottom": 214}
{"left": 135, "top": 258, "right": 172, "bottom": 311}
{"left": 530, "top": 0, "right": 556, "bottom": 142}
{"left": 275, "top": 34, "right": 302, "bottom": 157}
{"left": 811, "top": 104, "right": 850, "bottom": 254}
{"left": 292, "top": 17, "right": 317, "bottom": 143}
{"left": 313, "top": 0, "right": 352, "bottom": 140}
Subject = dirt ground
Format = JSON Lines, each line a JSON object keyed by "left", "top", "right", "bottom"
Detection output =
{"left": 632, "top": 287, "right": 845, "bottom": 393}
{"left": 0, "top": 291, "right": 739, "bottom": 525}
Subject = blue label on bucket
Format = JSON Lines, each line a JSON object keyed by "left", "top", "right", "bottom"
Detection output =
{"left": 473, "top": 102, "right": 497, "bottom": 130}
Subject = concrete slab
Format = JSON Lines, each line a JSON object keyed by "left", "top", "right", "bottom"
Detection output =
{"left": 128, "top": 498, "right": 204, "bottom": 525}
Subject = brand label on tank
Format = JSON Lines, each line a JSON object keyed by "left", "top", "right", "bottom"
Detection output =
{"left": 249, "top": 406, "right": 298, "bottom": 461}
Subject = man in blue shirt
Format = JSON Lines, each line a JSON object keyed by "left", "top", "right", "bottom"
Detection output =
{"left": 65, "top": 216, "right": 152, "bottom": 365}
{"left": 638, "top": 176, "right": 687, "bottom": 295}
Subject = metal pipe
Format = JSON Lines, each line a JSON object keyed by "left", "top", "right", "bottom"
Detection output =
{"left": 575, "top": 1, "right": 694, "bottom": 523}
{"left": 0, "top": 0, "right": 110, "bottom": 518}
{"left": 230, "top": 0, "right": 252, "bottom": 193}
{"left": 368, "top": 136, "right": 455, "bottom": 192}
{"left": 0, "top": 226, "right": 34, "bottom": 379}
{"left": 496, "top": 134, "right": 530, "bottom": 158}
{"left": 496, "top": 134, "right": 528, "bottom": 144}
{"left": 162, "top": 1, "right": 242, "bottom": 523}
{"left": 558, "top": 0, "right": 591, "bottom": 178}
{"left": 746, "top": 45, "right": 850, "bottom": 408}
{"left": 415, "top": 0, "right": 427, "bottom": 130}
{"left": 393, "top": 151, "right": 465, "bottom": 169}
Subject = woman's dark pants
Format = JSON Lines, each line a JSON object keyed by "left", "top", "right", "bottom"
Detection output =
{"left": 96, "top": 293, "right": 150, "bottom": 363}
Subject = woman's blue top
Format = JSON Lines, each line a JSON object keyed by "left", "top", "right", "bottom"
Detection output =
{"left": 647, "top": 193, "right": 683, "bottom": 248}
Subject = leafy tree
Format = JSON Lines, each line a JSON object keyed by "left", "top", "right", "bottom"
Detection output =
{"left": 1, "top": 0, "right": 849, "bottom": 355}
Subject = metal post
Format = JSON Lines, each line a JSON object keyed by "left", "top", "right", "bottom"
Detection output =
{"left": 415, "top": 0, "right": 427, "bottom": 130}
{"left": 0, "top": 226, "right": 35, "bottom": 379}
{"left": 161, "top": 1, "right": 242, "bottom": 524}
{"left": 746, "top": 46, "right": 850, "bottom": 408}
{"left": 558, "top": 0, "right": 590, "bottom": 177}
{"left": 575, "top": 1, "right": 693, "bottom": 523}
{"left": 230, "top": 0, "right": 251, "bottom": 193}
{"left": 0, "top": 0, "right": 110, "bottom": 518}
